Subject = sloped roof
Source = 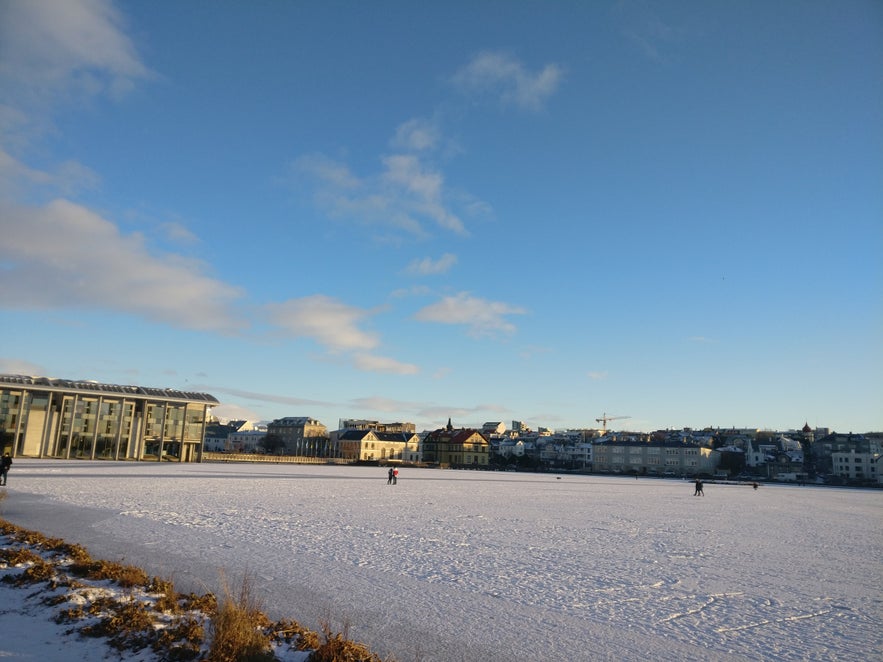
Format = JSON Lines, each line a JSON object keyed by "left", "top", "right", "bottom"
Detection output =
{"left": 425, "top": 428, "right": 488, "bottom": 445}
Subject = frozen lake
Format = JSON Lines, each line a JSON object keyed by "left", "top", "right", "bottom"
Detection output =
{"left": 2, "top": 460, "right": 880, "bottom": 661}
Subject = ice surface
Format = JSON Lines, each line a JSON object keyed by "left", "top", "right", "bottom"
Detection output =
{"left": 2, "top": 461, "right": 880, "bottom": 661}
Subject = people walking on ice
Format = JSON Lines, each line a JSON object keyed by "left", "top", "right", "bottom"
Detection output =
{"left": 387, "top": 467, "right": 394, "bottom": 485}
{"left": 693, "top": 478, "right": 704, "bottom": 496}
{"left": 0, "top": 452, "right": 11, "bottom": 486}
{"left": 393, "top": 467, "right": 399, "bottom": 485}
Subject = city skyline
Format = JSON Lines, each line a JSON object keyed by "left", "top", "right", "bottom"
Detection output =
{"left": 1, "top": 1, "right": 880, "bottom": 434}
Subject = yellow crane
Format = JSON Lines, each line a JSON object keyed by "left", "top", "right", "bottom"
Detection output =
{"left": 595, "top": 413, "right": 631, "bottom": 432}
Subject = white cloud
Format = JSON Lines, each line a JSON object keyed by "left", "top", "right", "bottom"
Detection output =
{"left": 353, "top": 353, "right": 419, "bottom": 375}
{"left": 0, "top": 148, "right": 103, "bottom": 203}
{"left": 199, "top": 385, "right": 333, "bottom": 409}
{"left": 452, "top": 51, "right": 562, "bottom": 111}
{"left": 209, "top": 403, "right": 259, "bottom": 422}
{"left": 613, "top": 2, "right": 687, "bottom": 64}
{"left": 0, "top": 199, "right": 246, "bottom": 333}
{"left": 381, "top": 154, "right": 465, "bottom": 234}
{"left": 405, "top": 253, "right": 457, "bottom": 276}
{"left": 0, "top": 358, "right": 47, "bottom": 376}
{"left": 294, "top": 151, "right": 470, "bottom": 238}
{"left": 265, "top": 296, "right": 423, "bottom": 375}
{"left": 414, "top": 292, "right": 527, "bottom": 337}
{"left": 291, "top": 153, "right": 361, "bottom": 190}
{"left": 587, "top": 371, "right": 609, "bottom": 381}
{"left": 391, "top": 118, "right": 440, "bottom": 152}
{"left": 159, "top": 221, "right": 200, "bottom": 244}
{"left": 265, "top": 295, "right": 379, "bottom": 353}
{"left": 0, "top": 0, "right": 152, "bottom": 106}
{"left": 390, "top": 285, "right": 431, "bottom": 299}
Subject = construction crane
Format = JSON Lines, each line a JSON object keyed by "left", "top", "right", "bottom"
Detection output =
{"left": 596, "top": 413, "right": 631, "bottom": 432}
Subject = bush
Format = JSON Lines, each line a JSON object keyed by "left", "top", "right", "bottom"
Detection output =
{"left": 309, "top": 620, "right": 384, "bottom": 662}
{"left": 207, "top": 572, "right": 274, "bottom": 662}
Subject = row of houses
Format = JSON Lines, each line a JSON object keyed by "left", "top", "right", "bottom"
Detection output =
{"left": 204, "top": 416, "right": 881, "bottom": 483}
{"left": 2, "top": 375, "right": 879, "bottom": 483}
{"left": 206, "top": 417, "right": 489, "bottom": 468}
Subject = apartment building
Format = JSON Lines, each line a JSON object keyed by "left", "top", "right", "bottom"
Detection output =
{"left": 592, "top": 440, "right": 719, "bottom": 475}
{"left": 335, "top": 429, "right": 421, "bottom": 462}
{"left": 266, "top": 416, "right": 330, "bottom": 457}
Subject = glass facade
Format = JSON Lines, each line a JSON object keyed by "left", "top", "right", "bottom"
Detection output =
{"left": 0, "top": 375, "right": 217, "bottom": 462}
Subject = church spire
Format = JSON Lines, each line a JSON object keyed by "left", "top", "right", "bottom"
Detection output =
{"left": 446, "top": 417, "right": 453, "bottom": 431}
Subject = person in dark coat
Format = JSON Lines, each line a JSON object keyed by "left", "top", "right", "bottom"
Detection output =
{"left": 0, "top": 452, "right": 11, "bottom": 486}
{"left": 693, "top": 478, "right": 704, "bottom": 496}
{"left": 387, "top": 467, "right": 394, "bottom": 485}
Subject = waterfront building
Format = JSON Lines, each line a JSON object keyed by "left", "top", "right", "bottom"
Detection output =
{"left": 831, "top": 450, "right": 881, "bottom": 482}
{"left": 334, "top": 429, "right": 421, "bottom": 462}
{"left": 592, "top": 439, "right": 719, "bottom": 476}
{"left": 422, "top": 418, "right": 490, "bottom": 467}
{"left": 266, "top": 416, "right": 330, "bottom": 457}
{"left": 0, "top": 374, "right": 218, "bottom": 462}
{"left": 337, "top": 419, "right": 416, "bottom": 434}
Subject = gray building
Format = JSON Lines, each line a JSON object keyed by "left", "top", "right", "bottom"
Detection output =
{"left": 267, "top": 416, "right": 330, "bottom": 457}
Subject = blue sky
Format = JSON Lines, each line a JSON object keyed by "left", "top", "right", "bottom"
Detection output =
{"left": 1, "top": 0, "right": 880, "bottom": 434}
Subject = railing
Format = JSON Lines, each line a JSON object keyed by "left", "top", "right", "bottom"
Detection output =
{"left": 201, "top": 452, "right": 349, "bottom": 465}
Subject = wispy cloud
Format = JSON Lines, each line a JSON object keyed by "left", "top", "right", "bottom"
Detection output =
{"left": 587, "top": 371, "right": 609, "bottom": 380}
{"left": 0, "top": 0, "right": 153, "bottom": 110}
{"left": 265, "top": 296, "right": 421, "bottom": 375}
{"left": 158, "top": 221, "right": 200, "bottom": 245}
{"left": 391, "top": 117, "right": 441, "bottom": 152}
{"left": 195, "top": 385, "right": 334, "bottom": 408}
{"left": 0, "top": 148, "right": 100, "bottom": 200}
{"left": 519, "top": 345, "right": 552, "bottom": 360}
{"left": 353, "top": 353, "right": 419, "bottom": 375}
{"left": 405, "top": 253, "right": 457, "bottom": 276}
{"left": 266, "top": 295, "right": 379, "bottom": 353}
{"left": 614, "top": 2, "right": 687, "bottom": 63}
{"left": 0, "top": 199, "right": 247, "bottom": 333}
{"left": 344, "top": 395, "right": 509, "bottom": 429}
{"left": 294, "top": 150, "right": 469, "bottom": 239}
{"left": 451, "top": 51, "right": 563, "bottom": 111}
{"left": 390, "top": 285, "right": 432, "bottom": 299}
{"left": 414, "top": 292, "right": 527, "bottom": 337}
{"left": 349, "top": 395, "right": 428, "bottom": 413}
{"left": 0, "top": 358, "right": 47, "bottom": 376}
{"left": 416, "top": 402, "right": 509, "bottom": 423}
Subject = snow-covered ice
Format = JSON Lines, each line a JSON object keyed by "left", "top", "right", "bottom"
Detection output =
{"left": 1, "top": 460, "right": 880, "bottom": 661}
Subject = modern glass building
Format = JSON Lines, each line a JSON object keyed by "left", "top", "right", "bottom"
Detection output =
{"left": 0, "top": 374, "right": 219, "bottom": 462}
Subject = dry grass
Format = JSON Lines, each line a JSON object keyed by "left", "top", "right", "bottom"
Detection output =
{"left": 309, "top": 619, "right": 385, "bottom": 662}
{"left": 207, "top": 571, "right": 275, "bottom": 662}
{"left": 81, "top": 596, "right": 158, "bottom": 652}
{"left": 2, "top": 517, "right": 397, "bottom": 661}
{"left": 68, "top": 557, "right": 150, "bottom": 587}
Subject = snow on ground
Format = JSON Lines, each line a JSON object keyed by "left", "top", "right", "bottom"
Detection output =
{"left": 1, "top": 460, "right": 881, "bottom": 662}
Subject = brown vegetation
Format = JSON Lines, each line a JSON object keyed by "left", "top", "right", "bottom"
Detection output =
{"left": 0, "top": 516, "right": 397, "bottom": 661}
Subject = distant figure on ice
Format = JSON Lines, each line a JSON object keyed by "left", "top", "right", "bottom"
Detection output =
{"left": 0, "top": 452, "right": 11, "bottom": 486}
{"left": 393, "top": 467, "right": 399, "bottom": 485}
{"left": 752, "top": 482, "right": 759, "bottom": 491}
{"left": 387, "top": 467, "right": 394, "bottom": 485}
{"left": 693, "top": 478, "right": 704, "bottom": 496}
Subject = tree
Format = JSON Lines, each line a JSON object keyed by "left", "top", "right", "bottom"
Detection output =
{"left": 259, "top": 434, "right": 286, "bottom": 455}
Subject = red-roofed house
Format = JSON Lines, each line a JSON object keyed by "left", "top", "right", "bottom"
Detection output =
{"left": 422, "top": 418, "right": 489, "bottom": 467}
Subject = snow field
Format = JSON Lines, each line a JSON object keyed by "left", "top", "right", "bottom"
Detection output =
{"left": 2, "top": 461, "right": 880, "bottom": 661}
